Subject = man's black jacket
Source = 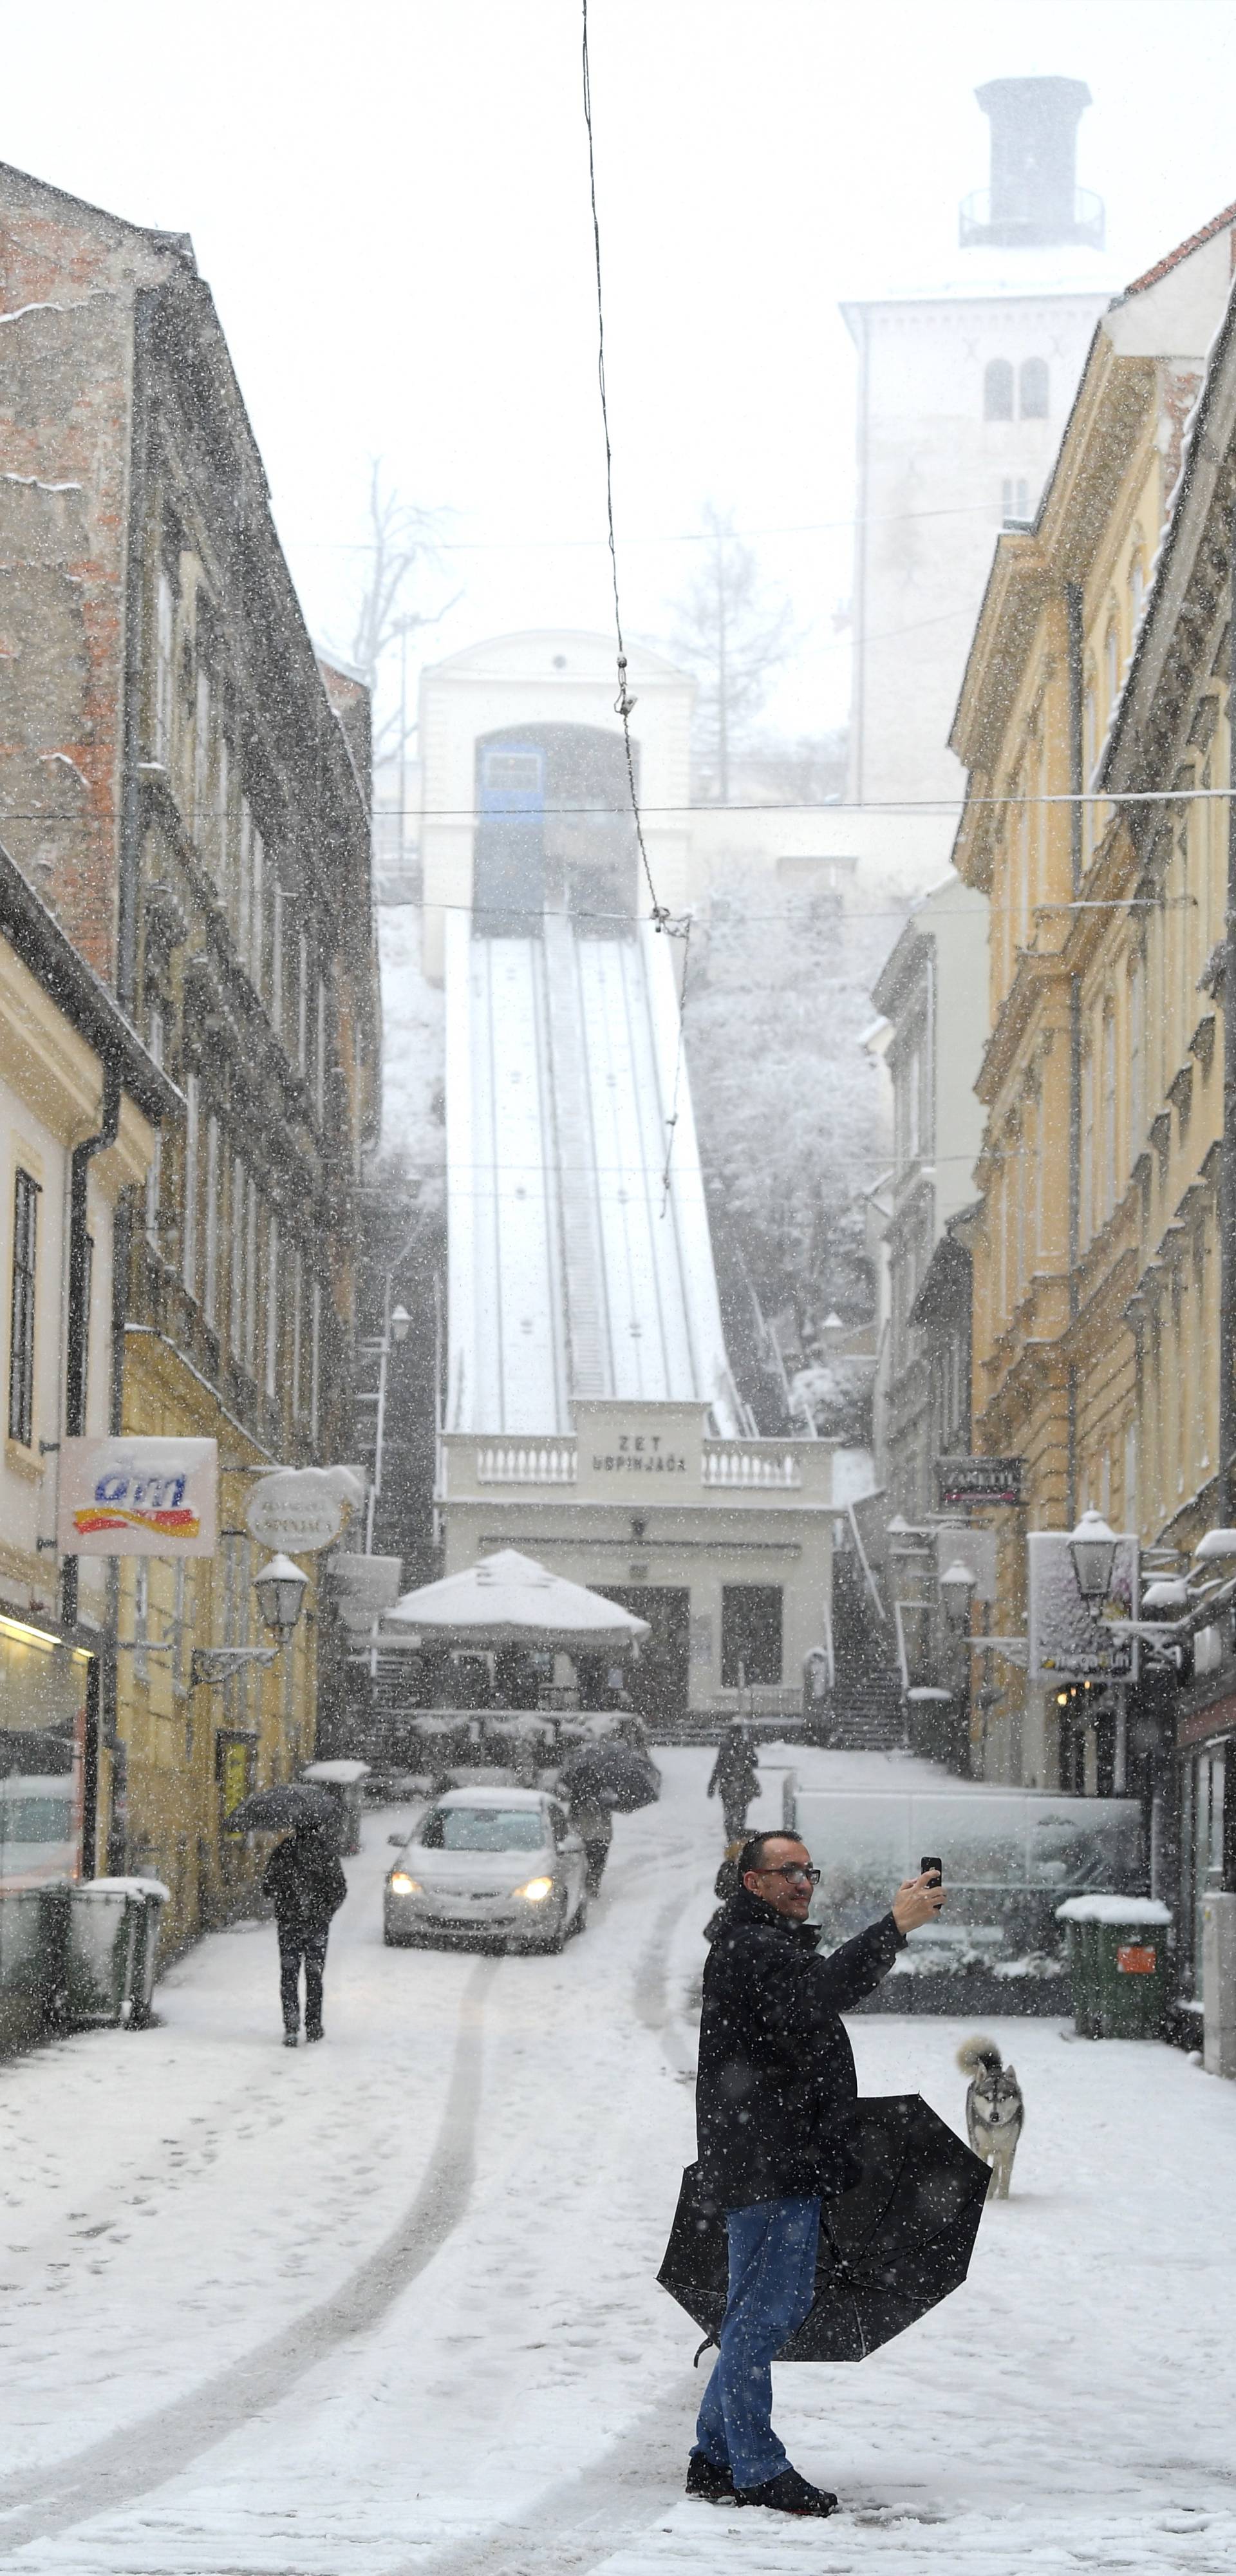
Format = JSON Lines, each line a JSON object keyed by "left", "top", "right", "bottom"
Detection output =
{"left": 262, "top": 1831, "right": 347, "bottom": 1940}
{"left": 695, "top": 1886, "right": 903, "bottom": 2210}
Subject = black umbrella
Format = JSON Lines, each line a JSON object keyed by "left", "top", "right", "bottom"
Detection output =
{"left": 227, "top": 1783, "right": 340, "bottom": 1838}
{"left": 657, "top": 2095, "right": 989, "bottom": 2363}
{"left": 559, "top": 1741, "right": 660, "bottom": 1814}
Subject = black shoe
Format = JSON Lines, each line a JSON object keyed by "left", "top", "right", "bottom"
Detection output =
{"left": 305, "top": 2027, "right": 324, "bottom": 2043}
{"left": 685, "top": 2454, "right": 735, "bottom": 2505}
{"left": 283, "top": 2031, "right": 299, "bottom": 2049}
{"left": 735, "top": 2468, "right": 838, "bottom": 2517}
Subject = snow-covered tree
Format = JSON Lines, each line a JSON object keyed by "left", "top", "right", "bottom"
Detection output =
{"left": 685, "top": 862, "right": 900, "bottom": 1370}
{"left": 670, "top": 506, "right": 798, "bottom": 801}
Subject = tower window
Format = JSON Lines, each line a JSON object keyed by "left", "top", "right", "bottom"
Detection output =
{"left": 1002, "top": 479, "right": 1031, "bottom": 526}
{"left": 1020, "top": 357, "right": 1049, "bottom": 419}
{"left": 984, "top": 359, "right": 1014, "bottom": 421}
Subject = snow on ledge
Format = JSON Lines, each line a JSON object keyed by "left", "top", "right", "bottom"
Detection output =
{"left": 80, "top": 1875, "right": 171, "bottom": 1903}
{"left": 1055, "top": 1893, "right": 1171, "bottom": 1925}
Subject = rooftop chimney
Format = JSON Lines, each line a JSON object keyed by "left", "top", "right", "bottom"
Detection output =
{"left": 961, "top": 76, "right": 1103, "bottom": 251}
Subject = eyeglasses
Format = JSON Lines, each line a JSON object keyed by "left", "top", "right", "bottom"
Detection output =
{"left": 756, "top": 1864, "right": 821, "bottom": 1888}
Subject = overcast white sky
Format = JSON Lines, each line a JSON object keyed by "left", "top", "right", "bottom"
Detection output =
{"left": 5, "top": 0, "right": 1236, "bottom": 741}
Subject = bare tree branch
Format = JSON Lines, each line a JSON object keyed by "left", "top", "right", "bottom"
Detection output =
{"left": 670, "top": 503, "right": 800, "bottom": 800}
{"left": 342, "top": 462, "right": 462, "bottom": 768}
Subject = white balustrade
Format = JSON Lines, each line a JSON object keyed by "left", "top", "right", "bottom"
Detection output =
{"left": 475, "top": 1441, "right": 578, "bottom": 1485}
{"left": 702, "top": 1444, "right": 803, "bottom": 1490}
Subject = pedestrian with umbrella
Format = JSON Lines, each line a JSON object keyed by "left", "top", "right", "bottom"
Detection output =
{"left": 232, "top": 1785, "right": 348, "bottom": 2049}
{"left": 556, "top": 1738, "right": 657, "bottom": 1895}
{"left": 707, "top": 1720, "right": 760, "bottom": 1844}
{"left": 680, "top": 1830, "right": 946, "bottom": 2518}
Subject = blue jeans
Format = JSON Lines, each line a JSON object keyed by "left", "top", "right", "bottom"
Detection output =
{"left": 692, "top": 2194, "right": 820, "bottom": 2490}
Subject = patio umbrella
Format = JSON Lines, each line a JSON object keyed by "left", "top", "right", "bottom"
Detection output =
{"left": 227, "top": 1783, "right": 339, "bottom": 1838}
{"left": 658, "top": 2095, "right": 989, "bottom": 2363}
{"left": 557, "top": 1741, "right": 660, "bottom": 1814}
{"left": 384, "top": 1549, "right": 651, "bottom": 1654}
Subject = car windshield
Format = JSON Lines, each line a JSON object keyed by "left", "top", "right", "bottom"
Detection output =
{"left": 418, "top": 1806, "right": 545, "bottom": 1853}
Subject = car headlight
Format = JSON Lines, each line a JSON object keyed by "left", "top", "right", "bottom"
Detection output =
{"left": 513, "top": 1875, "right": 554, "bottom": 1902}
{"left": 389, "top": 1872, "right": 422, "bottom": 1895}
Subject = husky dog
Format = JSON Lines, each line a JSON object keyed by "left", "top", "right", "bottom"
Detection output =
{"left": 957, "top": 2038, "right": 1025, "bottom": 2199}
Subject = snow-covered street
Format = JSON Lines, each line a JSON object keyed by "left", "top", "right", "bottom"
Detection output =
{"left": 1, "top": 1748, "right": 1234, "bottom": 2574}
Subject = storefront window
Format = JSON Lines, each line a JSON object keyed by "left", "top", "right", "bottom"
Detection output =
{"left": 0, "top": 1620, "right": 91, "bottom": 1892}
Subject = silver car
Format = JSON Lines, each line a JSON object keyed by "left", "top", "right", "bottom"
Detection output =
{"left": 383, "top": 1786, "right": 589, "bottom": 1954}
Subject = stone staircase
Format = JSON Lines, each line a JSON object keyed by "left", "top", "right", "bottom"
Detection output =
{"left": 824, "top": 1663, "right": 906, "bottom": 1753}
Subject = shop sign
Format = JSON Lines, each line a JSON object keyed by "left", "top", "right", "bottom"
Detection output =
{"left": 588, "top": 1432, "right": 689, "bottom": 1477}
{"left": 1027, "top": 1531, "right": 1139, "bottom": 1685}
{"left": 246, "top": 1467, "right": 360, "bottom": 1554}
{"left": 936, "top": 1455, "right": 1024, "bottom": 1508}
{"left": 57, "top": 1437, "right": 218, "bottom": 1557}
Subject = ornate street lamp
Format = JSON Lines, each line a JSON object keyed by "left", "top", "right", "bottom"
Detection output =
{"left": 1068, "top": 1509, "right": 1118, "bottom": 1606}
{"left": 253, "top": 1553, "right": 310, "bottom": 1642}
{"left": 938, "top": 1559, "right": 977, "bottom": 1631}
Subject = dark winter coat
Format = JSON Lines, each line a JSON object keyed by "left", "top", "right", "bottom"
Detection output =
{"left": 695, "top": 1885, "right": 903, "bottom": 2211}
{"left": 262, "top": 1830, "right": 347, "bottom": 1940}
{"left": 707, "top": 1735, "right": 760, "bottom": 1802}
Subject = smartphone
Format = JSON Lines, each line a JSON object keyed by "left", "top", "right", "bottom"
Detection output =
{"left": 920, "top": 1855, "right": 943, "bottom": 1886}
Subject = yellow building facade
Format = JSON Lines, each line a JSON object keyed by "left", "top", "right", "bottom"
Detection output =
{"left": 950, "top": 210, "right": 1236, "bottom": 1790}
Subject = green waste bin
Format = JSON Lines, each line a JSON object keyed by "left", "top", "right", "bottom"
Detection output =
{"left": 64, "top": 1877, "right": 169, "bottom": 2027}
{"left": 1056, "top": 1897, "right": 1172, "bottom": 2038}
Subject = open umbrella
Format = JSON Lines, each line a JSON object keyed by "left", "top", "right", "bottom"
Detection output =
{"left": 383, "top": 1549, "right": 651, "bottom": 1654}
{"left": 658, "top": 2095, "right": 989, "bottom": 2363}
{"left": 557, "top": 1741, "right": 660, "bottom": 1814}
{"left": 227, "top": 1783, "right": 339, "bottom": 1839}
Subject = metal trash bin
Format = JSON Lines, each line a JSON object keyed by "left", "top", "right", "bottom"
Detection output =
{"left": 64, "top": 1877, "right": 170, "bottom": 2028}
{"left": 300, "top": 1760, "right": 371, "bottom": 1855}
{"left": 1056, "top": 1895, "right": 1172, "bottom": 2039}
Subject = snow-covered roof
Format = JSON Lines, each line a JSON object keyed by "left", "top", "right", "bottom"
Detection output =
{"left": 1122, "top": 198, "right": 1236, "bottom": 300}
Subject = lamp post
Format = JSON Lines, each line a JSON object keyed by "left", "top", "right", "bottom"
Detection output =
{"left": 1068, "top": 1508, "right": 1118, "bottom": 1606}
{"left": 364, "top": 1242, "right": 415, "bottom": 1556}
{"left": 253, "top": 1553, "right": 310, "bottom": 1642}
{"left": 190, "top": 1553, "right": 310, "bottom": 1688}
{"left": 939, "top": 1559, "right": 977, "bottom": 1632}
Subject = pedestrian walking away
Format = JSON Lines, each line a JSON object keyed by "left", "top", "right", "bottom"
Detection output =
{"left": 707, "top": 1719, "right": 760, "bottom": 1844}
{"left": 686, "top": 1830, "right": 946, "bottom": 2517}
{"left": 261, "top": 1821, "right": 348, "bottom": 2047}
{"left": 557, "top": 1752, "right": 613, "bottom": 1896}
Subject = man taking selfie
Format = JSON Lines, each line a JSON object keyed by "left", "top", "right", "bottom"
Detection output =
{"left": 688, "top": 1832, "right": 945, "bottom": 2518}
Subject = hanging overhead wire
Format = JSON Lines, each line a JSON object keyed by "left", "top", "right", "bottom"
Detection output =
{"left": 580, "top": 0, "right": 669, "bottom": 936}
{"left": 581, "top": 0, "right": 693, "bottom": 1217}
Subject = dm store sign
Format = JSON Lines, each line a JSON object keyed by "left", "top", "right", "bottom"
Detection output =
{"left": 57, "top": 1437, "right": 218, "bottom": 1557}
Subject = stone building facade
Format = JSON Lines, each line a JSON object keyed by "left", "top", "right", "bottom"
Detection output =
{"left": 0, "top": 162, "right": 379, "bottom": 1942}
{"left": 950, "top": 204, "right": 1236, "bottom": 1807}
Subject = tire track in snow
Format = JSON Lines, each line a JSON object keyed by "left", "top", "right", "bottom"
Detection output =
{"left": 392, "top": 2379, "right": 695, "bottom": 2576}
{"left": 0, "top": 1955, "right": 498, "bottom": 2559}
{"left": 393, "top": 1880, "right": 710, "bottom": 2576}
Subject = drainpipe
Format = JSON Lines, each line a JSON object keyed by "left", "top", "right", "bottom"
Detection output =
{"left": 64, "top": 1059, "right": 122, "bottom": 1879}
{"left": 1065, "top": 582, "right": 1085, "bottom": 1526}
{"left": 1219, "top": 524, "right": 1236, "bottom": 1517}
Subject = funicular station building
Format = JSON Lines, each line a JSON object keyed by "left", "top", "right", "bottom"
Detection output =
{"left": 415, "top": 632, "right": 833, "bottom": 1732}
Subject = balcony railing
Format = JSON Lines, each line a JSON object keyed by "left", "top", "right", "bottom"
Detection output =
{"left": 959, "top": 185, "right": 1104, "bottom": 251}
{"left": 701, "top": 1443, "right": 803, "bottom": 1490}
{"left": 453, "top": 1435, "right": 813, "bottom": 1495}
{"left": 474, "top": 1441, "right": 577, "bottom": 1484}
